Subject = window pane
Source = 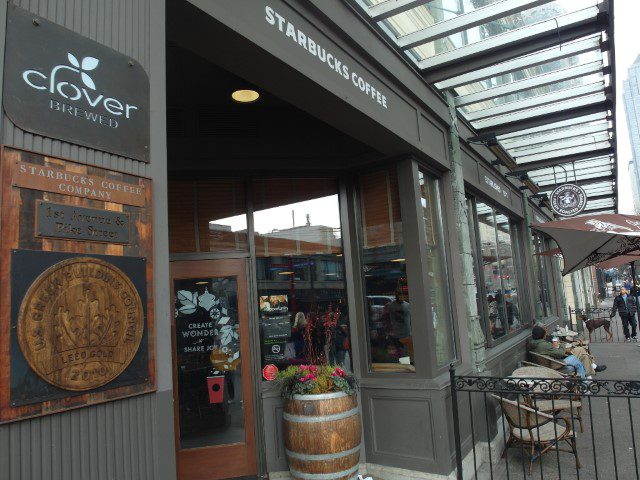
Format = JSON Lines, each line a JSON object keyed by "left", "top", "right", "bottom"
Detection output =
{"left": 197, "top": 179, "right": 248, "bottom": 253}
{"left": 495, "top": 215, "right": 522, "bottom": 333}
{"left": 420, "top": 171, "right": 455, "bottom": 365}
{"left": 476, "top": 203, "right": 506, "bottom": 340}
{"left": 359, "top": 169, "right": 414, "bottom": 373}
{"left": 253, "top": 179, "right": 351, "bottom": 372}
{"left": 174, "top": 276, "right": 244, "bottom": 449}
{"left": 169, "top": 180, "right": 197, "bottom": 253}
{"left": 168, "top": 179, "right": 248, "bottom": 254}
{"left": 532, "top": 233, "right": 552, "bottom": 316}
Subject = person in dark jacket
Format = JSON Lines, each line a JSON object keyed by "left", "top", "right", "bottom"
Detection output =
{"left": 528, "top": 325, "right": 606, "bottom": 377}
{"left": 610, "top": 286, "right": 638, "bottom": 341}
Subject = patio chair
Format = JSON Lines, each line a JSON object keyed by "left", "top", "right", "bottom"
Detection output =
{"left": 512, "top": 366, "right": 584, "bottom": 433}
{"left": 529, "top": 352, "right": 578, "bottom": 376}
{"left": 492, "top": 395, "right": 581, "bottom": 475}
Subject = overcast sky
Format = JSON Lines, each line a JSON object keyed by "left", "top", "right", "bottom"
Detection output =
{"left": 615, "top": 2, "right": 638, "bottom": 213}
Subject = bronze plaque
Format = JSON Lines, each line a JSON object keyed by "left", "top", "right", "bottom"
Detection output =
{"left": 17, "top": 257, "right": 144, "bottom": 391}
{"left": 36, "top": 200, "right": 130, "bottom": 244}
{"left": 12, "top": 160, "right": 145, "bottom": 206}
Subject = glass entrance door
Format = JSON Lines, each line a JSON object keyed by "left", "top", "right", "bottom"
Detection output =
{"left": 170, "top": 259, "right": 257, "bottom": 480}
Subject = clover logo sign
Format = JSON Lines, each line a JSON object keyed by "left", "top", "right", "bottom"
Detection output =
{"left": 66, "top": 53, "right": 99, "bottom": 90}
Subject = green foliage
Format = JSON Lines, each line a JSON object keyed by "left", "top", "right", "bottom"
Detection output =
{"left": 276, "top": 364, "right": 358, "bottom": 399}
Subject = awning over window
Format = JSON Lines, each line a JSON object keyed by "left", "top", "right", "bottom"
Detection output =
{"left": 348, "top": 0, "right": 616, "bottom": 214}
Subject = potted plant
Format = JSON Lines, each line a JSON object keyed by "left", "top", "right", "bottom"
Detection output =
{"left": 277, "top": 307, "right": 361, "bottom": 480}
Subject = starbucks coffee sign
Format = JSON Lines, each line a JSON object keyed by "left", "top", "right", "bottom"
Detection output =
{"left": 550, "top": 184, "right": 588, "bottom": 217}
{"left": 3, "top": 5, "right": 150, "bottom": 162}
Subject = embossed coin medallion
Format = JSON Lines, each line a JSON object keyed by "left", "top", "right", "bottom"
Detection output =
{"left": 18, "top": 257, "right": 144, "bottom": 391}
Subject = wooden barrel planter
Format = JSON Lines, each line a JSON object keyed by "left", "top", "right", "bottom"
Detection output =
{"left": 283, "top": 392, "right": 362, "bottom": 480}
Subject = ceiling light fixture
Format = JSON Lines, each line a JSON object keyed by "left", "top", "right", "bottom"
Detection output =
{"left": 390, "top": 258, "right": 406, "bottom": 263}
{"left": 277, "top": 271, "right": 295, "bottom": 275}
{"left": 231, "top": 89, "right": 260, "bottom": 103}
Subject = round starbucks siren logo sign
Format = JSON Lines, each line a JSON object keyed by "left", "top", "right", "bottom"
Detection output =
{"left": 550, "top": 184, "right": 588, "bottom": 217}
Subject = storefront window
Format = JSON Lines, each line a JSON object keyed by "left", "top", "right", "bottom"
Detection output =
{"left": 253, "top": 179, "right": 350, "bottom": 372}
{"left": 532, "top": 233, "right": 552, "bottom": 316}
{"left": 359, "top": 169, "right": 414, "bottom": 373}
{"left": 419, "top": 171, "right": 455, "bottom": 366}
{"left": 474, "top": 201, "right": 524, "bottom": 341}
{"left": 168, "top": 179, "right": 248, "bottom": 254}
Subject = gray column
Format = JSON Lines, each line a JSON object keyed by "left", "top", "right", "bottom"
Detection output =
{"left": 522, "top": 192, "right": 544, "bottom": 321}
{"left": 445, "top": 90, "right": 486, "bottom": 373}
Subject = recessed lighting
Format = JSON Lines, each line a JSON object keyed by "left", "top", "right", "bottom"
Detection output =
{"left": 390, "top": 258, "right": 406, "bottom": 262}
{"left": 325, "top": 273, "right": 337, "bottom": 276}
{"left": 278, "top": 271, "right": 295, "bottom": 275}
{"left": 231, "top": 89, "right": 260, "bottom": 103}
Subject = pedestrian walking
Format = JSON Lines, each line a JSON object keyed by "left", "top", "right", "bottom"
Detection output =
{"left": 610, "top": 286, "right": 638, "bottom": 341}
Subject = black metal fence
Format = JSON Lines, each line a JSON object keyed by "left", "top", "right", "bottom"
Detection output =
{"left": 451, "top": 367, "right": 640, "bottom": 479}
{"left": 568, "top": 307, "right": 633, "bottom": 343}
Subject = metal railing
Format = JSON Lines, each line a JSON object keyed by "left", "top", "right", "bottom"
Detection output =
{"left": 568, "top": 306, "right": 635, "bottom": 343}
{"left": 451, "top": 366, "right": 640, "bottom": 479}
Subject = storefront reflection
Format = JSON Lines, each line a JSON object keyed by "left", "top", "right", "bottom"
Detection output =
{"left": 253, "top": 178, "right": 351, "bottom": 372}
{"left": 359, "top": 169, "right": 415, "bottom": 373}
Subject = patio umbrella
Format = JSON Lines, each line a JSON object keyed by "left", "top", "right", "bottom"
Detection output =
{"left": 531, "top": 214, "right": 640, "bottom": 275}
{"left": 596, "top": 250, "right": 640, "bottom": 270}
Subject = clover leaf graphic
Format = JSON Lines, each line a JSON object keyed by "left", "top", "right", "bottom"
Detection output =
{"left": 67, "top": 53, "right": 99, "bottom": 90}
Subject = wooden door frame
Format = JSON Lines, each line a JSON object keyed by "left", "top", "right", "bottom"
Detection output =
{"left": 170, "top": 258, "right": 258, "bottom": 480}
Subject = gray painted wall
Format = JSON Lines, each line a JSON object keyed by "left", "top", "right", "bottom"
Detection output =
{"left": 0, "top": 0, "right": 175, "bottom": 479}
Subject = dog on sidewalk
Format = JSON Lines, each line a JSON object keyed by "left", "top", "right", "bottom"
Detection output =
{"left": 581, "top": 314, "right": 613, "bottom": 342}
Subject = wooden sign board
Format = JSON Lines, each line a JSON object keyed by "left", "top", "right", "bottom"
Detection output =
{"left": 0, "top": 147, "right": 155, "bottom": 423}
{"left": 12, "top": 160, "right": 145, "bottom": 206}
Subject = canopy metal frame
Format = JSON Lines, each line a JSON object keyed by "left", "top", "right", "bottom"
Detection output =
{"left": 347, "top": 0, "right": 617, "bottom": 212}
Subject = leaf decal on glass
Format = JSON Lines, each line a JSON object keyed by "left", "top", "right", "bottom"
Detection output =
{"left": 81, "top": 56, "right": 99, "bottom": 71}
{"left": 67, "top": 53, "right": 80, "bottom": 68}
{"left": 176, "top": 290, "right": 198, "bottom": 315}
{"left": 81, "top": 72, "right": 96, "bottom": 90}
{"left": 219, "top": 325, "right": 238, "bottom": 346}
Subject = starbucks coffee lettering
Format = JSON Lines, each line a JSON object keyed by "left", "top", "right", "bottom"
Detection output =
{"left": 12, "top": 161, "right": 145, "bottom": 207}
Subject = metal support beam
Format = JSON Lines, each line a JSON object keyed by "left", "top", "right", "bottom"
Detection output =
{"left": 510, "top": 148, "right": 614, "bottom": 172}
{"left": 497, "top": 111, "right": 609, "bottom": 141}
{"left": 466, "top": 82, "right": 604, "bottom": 122}
{"left": 579, "top": 206, "right": 617, "bottom": 214}
{"left": 580, "top": 193, "right": 617, "bottom": 202}
{"left": 476, "top": 99, "right": 612, "bottom": 136}
{"left": 398, "top": 0, "right": 555, "bottom": 50}
{"left": 515, "top": 140, "right": 611, "bottom": 164}
{"left": 367, "top": 0, "right": 433, "bottom": 21}
{"left": 423, "top": 14, "right": 606, "bottom": 84}
{"left": 473, "top": 93, "right": 607, "bottom": 131}
{"left": 537, "top": 175, "right": 615, "bottom": 191}
{"left": 436, "top": 35, "right": 603, "bottom": 89}
{"left": 500, "top": 122, "right": 610, "bottom": 149}
{"left": 455, "top": 62, "right": 604, "bottom": 107}
{"left": 510, "top": 133, "right": 610, "bottom": 158}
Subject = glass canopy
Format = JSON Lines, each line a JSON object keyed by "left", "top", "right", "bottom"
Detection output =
{"left": 350, "top": 0, "right": 616, "bottom": 212}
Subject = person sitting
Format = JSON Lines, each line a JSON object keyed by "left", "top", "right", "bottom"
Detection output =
{"left": 528, "top": 325, "right": 606, "bottom": 378}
